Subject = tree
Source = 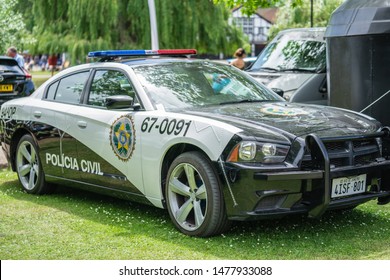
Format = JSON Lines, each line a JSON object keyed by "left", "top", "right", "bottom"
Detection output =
{"left": 0, "top": 0, "right": 35, "bottom": 54}
{"left": 269, "top": 0, "right": 343, "bottom": 39}
{"left": 23, "top": 0, "right": 247, "bottom": 64}
{"left": 214, "top": 0, "right": 303, "bottom": 15}
{"left": 215, "top": 0, "right": 343, "bottom": 40}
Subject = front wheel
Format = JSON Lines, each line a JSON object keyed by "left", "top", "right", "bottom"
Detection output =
{"left": 15, "top": 134, "right": 49, "bottom": 194}
{"left": 165, "top": 151, "right": 230, "bottom": 237}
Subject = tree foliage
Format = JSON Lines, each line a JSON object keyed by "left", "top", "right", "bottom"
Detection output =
{"left": 216, "top": 0, "right": 343, "bottom": 40}
{"left": 269, "top": 0, "right": 343, "bottom": 38}
{"left": 214, "top": 0, "right": 303, "bottom": 15}
{"left": 0, "top": 0, "right": 35, "bottom": 54}
{"left": 24, "top": 0, "right": 246, "bottom": 63}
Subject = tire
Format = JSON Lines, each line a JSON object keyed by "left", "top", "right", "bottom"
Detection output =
{"left": 15, "top": 134, "right": 49, "bottom": 194}
{"left": 165, "top": 151, "right": 230, "bottom": 237}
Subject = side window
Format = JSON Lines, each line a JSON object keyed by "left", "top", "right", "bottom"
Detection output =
{"left": 45, "top": 71, "right": 89, "bottom": 104}
{"left": 88, "top": 70, "right": 137, "bottom": 107}
{"left": 46, "top": 81, "right": 59, "bottom": 100}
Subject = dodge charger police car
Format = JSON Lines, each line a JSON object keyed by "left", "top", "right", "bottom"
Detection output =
{"left": 1, "top": 49, "right": 390, "bottom": 237}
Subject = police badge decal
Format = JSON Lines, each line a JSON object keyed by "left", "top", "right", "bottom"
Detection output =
{"left": 110, "top": 115, "right": 136, "bottom": 161}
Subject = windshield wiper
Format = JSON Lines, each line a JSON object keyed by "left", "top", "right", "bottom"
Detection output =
{"left": 220, "top": 99, "right": 274, "bottom": 105}
{"left": 279, "top": 68, "right": 315, "bottom": 73}
{"left": 248, "top": 66, "right": 279, "bottom": 72}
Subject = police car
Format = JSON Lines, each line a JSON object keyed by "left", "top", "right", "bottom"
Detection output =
{"left": 1, "top": 49, "right": 390, "bottom": 237}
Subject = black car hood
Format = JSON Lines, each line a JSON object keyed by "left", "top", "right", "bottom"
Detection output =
{"left": 183, "top": 102, "right": 381, "bottom": 143}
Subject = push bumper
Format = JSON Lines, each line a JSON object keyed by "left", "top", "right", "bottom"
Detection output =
{"left": 221, "top": 133, "right": 390, "bottom": 221}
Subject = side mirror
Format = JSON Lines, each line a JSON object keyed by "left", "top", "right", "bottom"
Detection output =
{"left": 105, "top": 95, "right": 140, "bottom": 110}
{"left": 271, "top": 88, "right": 284, "bottom": 97}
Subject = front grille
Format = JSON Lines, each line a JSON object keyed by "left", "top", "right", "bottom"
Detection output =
{"left": 325, "top": 142, "right": 345, "bottom": 151}
{"left": 330, "top": 157, "right": 344, "bottom": 168}
{"left": 301, "top": 137, "right": 381, "bottom": 170}
{"left": 353, "top": 139, "right": 377, "bottom": 149}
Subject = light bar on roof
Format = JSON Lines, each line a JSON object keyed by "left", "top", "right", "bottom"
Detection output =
{"left": 88, "top": 49, "right": 197, "bottom": 58}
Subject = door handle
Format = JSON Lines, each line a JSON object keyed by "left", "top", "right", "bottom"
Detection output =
{"left": 77, "top": 121, "right": 87, "bottom": 128}
{"left": 33, "top": 111, "right": 42, "bottom": 118}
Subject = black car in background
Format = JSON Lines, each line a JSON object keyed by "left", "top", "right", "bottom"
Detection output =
{"left": 0, "top": 56, "right": 35, "bottom": 105}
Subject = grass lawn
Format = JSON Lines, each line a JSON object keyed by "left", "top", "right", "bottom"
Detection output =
{"left": 30, "top": 70, "right": 52, "bottom": 76}
{"left": 30, "top": 70, "right": 52, "bottom": 88}
{"left": 0, "top": 169, "right": 389, "bottom": 260}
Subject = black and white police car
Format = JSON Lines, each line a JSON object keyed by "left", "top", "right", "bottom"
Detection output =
{"left": 1, "top": 49, "right": 390, "bottom": 237}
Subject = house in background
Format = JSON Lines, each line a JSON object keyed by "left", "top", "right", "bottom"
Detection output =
{"left": 231, "top": 7, "right": 278, "bottom": 56}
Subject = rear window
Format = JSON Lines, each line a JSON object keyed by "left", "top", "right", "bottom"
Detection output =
{"left": 0, "top": 59, "right": 24, "bottom": 74}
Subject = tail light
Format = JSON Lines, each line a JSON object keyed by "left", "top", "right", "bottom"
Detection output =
{"left": 22, "top": 69, "right": 32, "bottom": 80}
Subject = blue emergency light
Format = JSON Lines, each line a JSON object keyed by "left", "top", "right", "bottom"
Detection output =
{"left": 88, "top": 49, "right": 197, "bottom": 58}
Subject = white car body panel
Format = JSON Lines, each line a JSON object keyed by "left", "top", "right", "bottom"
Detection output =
{"left": 3, "top": 82, "right": 241, "bottom": 207}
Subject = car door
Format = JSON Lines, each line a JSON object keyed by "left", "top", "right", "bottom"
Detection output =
{"left": 34, "top": 70, "right": 90, "bottom": 181}
{"left": 66, "top": 68, "right": 144, "bottom": 195}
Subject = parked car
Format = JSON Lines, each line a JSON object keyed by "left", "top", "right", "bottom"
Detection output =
{"left": 0, "top": 56, "right": 35, "bottom": 105}
{"left": 1, "top": 49, "right": 390, "bottom": 237}
{"left": 247, "top": 28, "right": 328, "bottom": 105}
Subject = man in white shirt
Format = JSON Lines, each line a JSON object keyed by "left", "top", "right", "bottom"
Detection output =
{"left": 7, "top": 46, "right": 25, "bottom": 68}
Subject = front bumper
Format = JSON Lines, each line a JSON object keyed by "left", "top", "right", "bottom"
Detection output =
{"left": 221, "top": 134, "right": 390, "bottom": 221}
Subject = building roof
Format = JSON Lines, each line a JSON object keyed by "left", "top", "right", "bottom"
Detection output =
{"left": 256, "top": 8, "right": 278, "bottom": 24}
{"left": 231, "top": 6, "right": 278, "bottom": 24}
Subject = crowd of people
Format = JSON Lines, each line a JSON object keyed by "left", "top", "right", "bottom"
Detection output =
{"left": 6, "top": 46, "right": 67, "bottom": 76}
{"left": 24, "top": 53, "right": 64, "bottom": 76}
{"left": 6, "top": 46, "right": 245, "bottom": 77}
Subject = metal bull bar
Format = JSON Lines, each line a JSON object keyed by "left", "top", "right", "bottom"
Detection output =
{"left": 305, "top": 130, "right": 390, "bottom": 218}
{"left": 378, "top": 127, "right": 390, "bottom": 205}
{"left": 305, "top": 134, "right": 330, "bottom": 218}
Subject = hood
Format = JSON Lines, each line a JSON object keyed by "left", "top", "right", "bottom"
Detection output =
{"left": 248, "top": 72, "right": 313, "bottom": 93}
{"left": 184, "top": 102, "right": 381, "bottom": 142}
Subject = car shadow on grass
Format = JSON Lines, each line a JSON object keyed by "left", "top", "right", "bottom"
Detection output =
{"left": 1, "top": 178, "right": 389, "bottom": 260}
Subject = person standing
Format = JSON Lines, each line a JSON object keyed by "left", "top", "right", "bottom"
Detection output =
{"left": 6, "top": 46, "right": 25, "bottom": 68}
{"left": 230, "top": 48, "right": 247, "bottom": 70}
{"left": 40, "top": 54, "right": 48, "bottom": 71}
{"left": 48, "top": 54, "right": 58, "bottom": 76}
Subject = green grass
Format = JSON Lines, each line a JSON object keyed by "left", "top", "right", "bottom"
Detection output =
{"left": 30, "top": 70, "right": 52, "bottom": 76}
{"left": 31, "top": 70, "right": 51, "bottom": 88}
{"left": 32, "top": 77, "right": 48, "bottom": 89}
{"left": 0, "top": 169, "right": 389, "bottom": 260}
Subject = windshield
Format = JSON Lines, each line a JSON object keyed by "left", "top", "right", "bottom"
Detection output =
{"left": 133, "top": 61, "right": 283, "bottom": 110}
{"left": 250, "top": 30, "right": 326, "bottom": 73}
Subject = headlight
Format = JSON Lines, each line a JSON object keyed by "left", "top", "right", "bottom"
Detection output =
{"left": 238, "top": 142, "right": 256, "bottom": 160}
{"left": 227, "top": 141, "right": 290, "bottom": 164}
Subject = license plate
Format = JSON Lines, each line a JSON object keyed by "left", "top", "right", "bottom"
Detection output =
{"left": 0, "top": 84, "right": 13, "bottom": 92}
{"left": 331, "top": 174, "right": 366, "bottom": 198}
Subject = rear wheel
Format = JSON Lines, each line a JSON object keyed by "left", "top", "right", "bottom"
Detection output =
{"left": 15, "top": 134, "right": 49, "bottom": 194}
{"left": 165, "top": 151, "right": 230, "bottom": 237}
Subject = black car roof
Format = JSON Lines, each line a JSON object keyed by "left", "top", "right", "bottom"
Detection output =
{"left": 0, "top": 56, "right": 18, "bottom": 65}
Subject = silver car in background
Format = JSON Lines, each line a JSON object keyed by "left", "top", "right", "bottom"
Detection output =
{"left": 247, "top": 28, "right": 328, "bottom": 105}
